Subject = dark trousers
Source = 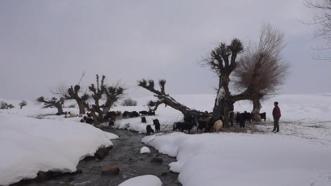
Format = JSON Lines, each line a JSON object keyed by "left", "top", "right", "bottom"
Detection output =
{"left": 239, "top": 121, "right": 245, "bottom": 128}
{"left": 273, "top": 119, "right": 279, "bottom": 132}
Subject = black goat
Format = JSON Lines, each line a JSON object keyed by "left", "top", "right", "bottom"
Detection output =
{"left": 153, "top": 119, "right": 160, "bottom": 132}
{"left": 146, "top": 125, "right": 154, "bottom": 135}
{"left": 141, "top": 116, "right": 147, "bottom": 123}
{"left": 260, "top": 112, "right": 266, "bottom": 121}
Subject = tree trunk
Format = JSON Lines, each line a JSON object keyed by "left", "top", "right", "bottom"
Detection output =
{"left": 139, "top": 81, "right": 208, "bottom": 121}
{"left": 77, "top": 101, "right": 86, "bottom": 115}
{"left": 251, "top": 98, "right": 262, "bottom": 121}
{"left": 56, "top": 105, "right": 64, "bottom": 115}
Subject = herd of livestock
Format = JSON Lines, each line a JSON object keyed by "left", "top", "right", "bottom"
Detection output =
{"left": 78, "top": 109, "right": 266, "bottom": 134}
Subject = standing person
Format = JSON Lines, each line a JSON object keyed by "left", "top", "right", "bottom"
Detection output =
{"left": 272, "top": 101, "right": 281, "bottom": 133}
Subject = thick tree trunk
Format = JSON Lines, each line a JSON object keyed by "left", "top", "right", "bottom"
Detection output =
{"left": 214, "top": 98, "right": 234, "bottom": 128}
{"left": 251, "top": 98, "right": 262, "bottom": 121}
{"left": 139, "top": 81, "right": 208, "bottom": 121}
{"left": 77, "top": 101, "right": 86, "bottom": 115}
{"left": 156, "top": 94, "right": 205, "bottom": 119}
{"left": 56, "top": 105, "right": 64, "bottom": 115}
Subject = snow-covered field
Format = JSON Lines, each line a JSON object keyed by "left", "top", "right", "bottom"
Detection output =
{"left": 140, "top": 94, "right": 331, "bottom": 186}
{"left": 1, "top": 94, "right": 331, "bottom": 186}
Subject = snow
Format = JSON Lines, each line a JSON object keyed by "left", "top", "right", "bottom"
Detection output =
{"left": 118, "top": 175, "right": 162, "bottom": 186}
{"left": 143, "top": 132, "right": 331, "bottom": 186}
{"left": 0, "top": 111, "right": 117, "bottom": 186}
{"left": 140, "top": 94, "right": 331, "bottom": 186}
{"left": 113, "top": 94, "right": 331, "bottom": 135}
{"left": 140, "top": 146, "right": 151, "bottom": 154}
{"left": 2, "top": 93, "right": 331, "bottom": 185}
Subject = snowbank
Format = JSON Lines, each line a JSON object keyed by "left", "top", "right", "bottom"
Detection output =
{"left": 0, "top": 113, "right": 118, "bottom": 186}
{"left": 140, "top": 146, "right": 151, "bottom": 154}
{"left": 118, "top": 175, "right": 162, "bottom": 186}
{"left": 143, "top": 132, "right": 331, "bottom": 186}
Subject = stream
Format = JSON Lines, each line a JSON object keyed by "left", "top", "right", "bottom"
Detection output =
{"left": 17, "top": 129, "right": 181, "bottom": 186}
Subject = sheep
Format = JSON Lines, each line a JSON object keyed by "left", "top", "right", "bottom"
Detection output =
{"left": 213, "top": 120, "right": 223, "bottom": 132}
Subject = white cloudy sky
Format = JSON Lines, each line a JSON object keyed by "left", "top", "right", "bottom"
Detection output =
{"left": 0, "top": 0, "right": 331, "bottom": 100}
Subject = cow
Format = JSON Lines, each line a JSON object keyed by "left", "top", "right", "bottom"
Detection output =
{"left": 173, "top": 122, "right": 195, "bottom": 133}
{"left": 139, "top": 110, "right": 149, "bottom": 116}
{"left": 122, "top": 111, "right": 140, "bottom": 118}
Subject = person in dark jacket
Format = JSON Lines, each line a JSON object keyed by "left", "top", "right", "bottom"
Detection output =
{"left": 272, "top": 101, "right": 281, "bottom": 132}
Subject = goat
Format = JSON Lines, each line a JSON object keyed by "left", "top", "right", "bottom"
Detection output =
{"left": 153, "top": 119, "right": 160, "bottom": 132}
{"left": 146, "top": 125, "right": 154, "bottom": 135}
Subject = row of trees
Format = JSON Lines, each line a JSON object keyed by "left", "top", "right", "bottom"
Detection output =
{"left": 37, "top": 74, "right": 124, "bottom": 125}
{"left": 139, "top": 25, "right": 288, "bottom": 127}
{"left": 0, "top": 100, "right": 27, "bottom": 109}
{"left": 37, "top": 25, "right": 287, "bottom": 129}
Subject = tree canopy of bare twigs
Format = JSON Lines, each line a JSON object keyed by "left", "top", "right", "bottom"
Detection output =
{"left": 306, "top": 0, "right": 331, "bottom": 42}
{"left": 306, "top": 0, "right": 331, "bottom": 60}
{"left": 233, "top": 25, "right": 288, "bottom": 120}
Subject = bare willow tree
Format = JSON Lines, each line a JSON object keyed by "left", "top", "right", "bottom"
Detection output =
{"left": 37, "top": 96, "right": 65, "bottom": 115}
{"left": 64, "top": 85, "right": 89, "bottom": 115}
{"left": 88, "top": 74, "right": 124, "bottom": 125}
{"left": 233, "top": 25, "right": 288, "bottom": 121}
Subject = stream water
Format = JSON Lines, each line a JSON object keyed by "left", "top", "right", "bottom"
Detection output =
{"left": 16, "top": 129, "right": 181, "bottom": 186}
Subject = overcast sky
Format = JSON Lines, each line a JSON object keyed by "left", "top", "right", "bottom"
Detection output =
{"left": 1, "top": 0, "right": 331, "bottom": 100}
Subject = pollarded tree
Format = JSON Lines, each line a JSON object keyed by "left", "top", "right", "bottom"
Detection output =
{"left": 37, "top": 96, "right": 65, "bottom": 115}
{"left": 19, "top": 100, "right": 27, "bottom": 109}
{"left": 64, "top": 85, "right": 89, "bottom": 115}
{"left": 206, "top": 39, "right": 252, "bottom": 127}
{"left": 138, "top": 79, "right": 207, "bottom": 120}
{"left": 88, "top": 74, "right": 124, "bottom": 125}
{"left": 233, "top": 25, "right": 288, "bottom": 121}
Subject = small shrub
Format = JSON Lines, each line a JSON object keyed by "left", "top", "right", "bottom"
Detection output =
{"left": 19, "top": 100, "right": 27, "bottom": 109}
{"left": 67, "top": 104, "right": 76, "bottom": 108}
{"left": 0, "top": 101, "right": 15, "bottom": 109}
{"left": 121, "top": 98, "right": 137, "bottom": 106}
